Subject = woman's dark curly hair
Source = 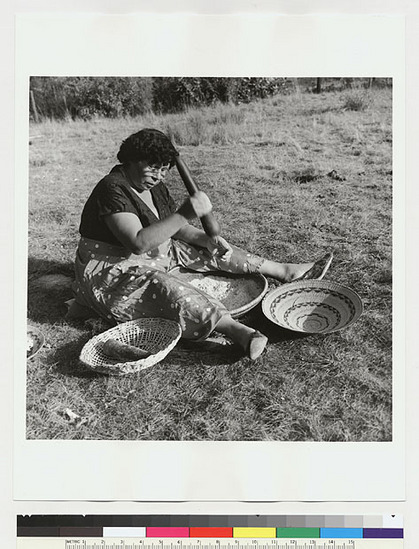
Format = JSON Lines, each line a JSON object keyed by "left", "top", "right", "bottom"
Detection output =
{"left": 117, "top": 129, "right": 179, "bottom": 167}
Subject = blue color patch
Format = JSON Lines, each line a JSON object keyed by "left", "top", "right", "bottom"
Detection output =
{"left": 320, "top": 528, "right": 363, "bottom": 538}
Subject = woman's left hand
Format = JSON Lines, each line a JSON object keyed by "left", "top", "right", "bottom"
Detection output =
{"left": 206, "top": 235, "right": 233, "bottom": 261}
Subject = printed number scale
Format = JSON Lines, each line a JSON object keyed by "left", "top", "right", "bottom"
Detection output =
{"left": 16, "top": 539, "right": 403, "bottom": 549}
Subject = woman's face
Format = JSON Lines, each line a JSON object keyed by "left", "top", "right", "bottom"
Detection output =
{"left": 127, "top": 160, "right": 170, "bottom": 192}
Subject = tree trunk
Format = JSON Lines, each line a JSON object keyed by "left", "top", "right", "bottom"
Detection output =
{"left": 30, "top": 90, "right": 39, "bottom": 122}
{"left": 316, "top": 78, "right": 322, "bottom": 94}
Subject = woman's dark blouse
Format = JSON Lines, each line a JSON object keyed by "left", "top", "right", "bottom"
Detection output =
{"left": 79, "top": 165, "right": 177, "bottom": 246}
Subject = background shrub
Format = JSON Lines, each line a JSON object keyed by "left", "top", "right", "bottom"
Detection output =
{"left": 29, "top": 77, "right": 391, "bottom": 122}
{"left": 29, "top": 77, "right": 154, "bottom": 120}
{"left": 342, "top": 90, "right": 373, "bottom": 111}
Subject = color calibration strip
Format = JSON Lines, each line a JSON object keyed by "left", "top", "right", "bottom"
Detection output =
{"left": 17, "top": 516, "right": 403, "bottom": 539}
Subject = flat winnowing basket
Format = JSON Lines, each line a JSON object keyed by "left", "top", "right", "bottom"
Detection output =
{"left": 262, "top": 280, "right": 364, "bottom": 334}
{"left": 80, "top": 318, "right": 182, "bottom": 375}
{"left": 169, "top": 267, "right": 268, "bottom": 318}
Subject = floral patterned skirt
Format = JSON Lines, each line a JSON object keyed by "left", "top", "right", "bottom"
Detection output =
{"left": 72, "top": 236, "right": 264, "bottom": 340}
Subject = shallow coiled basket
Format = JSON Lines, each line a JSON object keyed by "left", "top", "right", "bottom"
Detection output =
{"left": 80, "top": 318, "right": 182, "bottom": 375}
{"left": 262, "top": 280, "right": 363, "bottom": 334}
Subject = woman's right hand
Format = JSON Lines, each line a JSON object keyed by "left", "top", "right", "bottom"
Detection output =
{"left": 177, "top": 191, "right": 213, "bottom": 220}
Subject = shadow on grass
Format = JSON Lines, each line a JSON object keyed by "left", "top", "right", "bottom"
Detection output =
{"left": 27, "top": 256, "right": 75, "bottom": 324}
{"left": 170, "top": 339, "right": 243, "bottom": 367}
{"left": 47, "top": 333, "right": 102, "bottom": 379}
{"left": 28, "top": 256, "right": 74, "bottom": 280}
{"left": 168, "top": 306, "right": 313, "bottom": 367}
{"left": 49, "top": 335, "right": 245, "bottom": 379}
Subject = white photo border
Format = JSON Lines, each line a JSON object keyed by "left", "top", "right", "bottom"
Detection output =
{"left": 14, "top": 13, "right": 405, "bottom": 501}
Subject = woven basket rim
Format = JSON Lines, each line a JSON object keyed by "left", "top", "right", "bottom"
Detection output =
{"left": 263, "top": 279, "right": 363, "bottom": 303}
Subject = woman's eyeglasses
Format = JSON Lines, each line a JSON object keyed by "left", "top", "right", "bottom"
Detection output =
{"left": 146, "top": 164, "right": 170, "bottom": 176}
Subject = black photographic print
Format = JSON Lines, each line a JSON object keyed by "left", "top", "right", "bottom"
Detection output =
{"left": 26, "top": 76, "right": 392, "bottom": 442}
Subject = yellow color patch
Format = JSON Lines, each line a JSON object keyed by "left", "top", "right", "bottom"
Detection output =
{"left": 233, "top": 528, "right": 277, "bottom": 538}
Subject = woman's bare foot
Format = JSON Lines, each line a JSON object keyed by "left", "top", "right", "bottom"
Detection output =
{"left": 283, "top": 262, "right": 315, "bottom": 282}
{"left": 259, "top": 253, "right": 333, "bottom": 283}
{"left": 292, "top": 252, "right": 333, "bottom": 282}
{"left": 214, "top": 316, "right": 268, "bottom": 359}
{"left": 260, "top": 260, "right": 314, "bottom": 282}
{"left": 247, "top": 330, "right": 268, "bottom": 360}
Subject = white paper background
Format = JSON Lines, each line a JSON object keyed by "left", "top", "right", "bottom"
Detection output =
{"left": 13, "top": 12, "right": 405, "bottom": 502}
{"left": 2, "top": 0, "right": 418, "bottom": 547}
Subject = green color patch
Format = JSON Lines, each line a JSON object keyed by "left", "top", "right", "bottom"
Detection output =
{"left": 276, "top": 528, "right": 320, "bottom": 538}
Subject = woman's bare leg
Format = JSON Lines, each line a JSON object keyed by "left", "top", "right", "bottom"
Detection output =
{"left": 173, "top": 239, "right": 329, "bottom": 283}
{"left": 215, "top": 315, "right": 254, "bottom": 348}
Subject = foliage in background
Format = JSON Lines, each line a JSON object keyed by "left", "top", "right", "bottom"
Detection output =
{"left": 151, "top": 77, "right": 290, "bottom": 113}
{"left": 30, "top": 77, "right": 154, "bottom": 120}
{"left": 29, "top": 77, "right": 392, "bottom": 121}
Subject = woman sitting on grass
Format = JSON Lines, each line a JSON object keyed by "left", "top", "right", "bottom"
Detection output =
{"left": 68, "top": 128, "right": 332, "bottom": 360}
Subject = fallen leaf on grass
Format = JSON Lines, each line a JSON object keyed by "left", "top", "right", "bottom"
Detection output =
{"left": 64, "top": 408, "right": 80, "bottom": 421}
{"left": 63, "top": 407, "right": 89, "bottom": 428}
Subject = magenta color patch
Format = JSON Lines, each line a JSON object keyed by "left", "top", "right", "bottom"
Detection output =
{"left": 146, "top": 527, "right": 190, "bottom": 537}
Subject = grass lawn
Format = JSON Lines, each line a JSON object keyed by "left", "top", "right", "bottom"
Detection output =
{"left": 26, "top": 86, "right": 392, "bottom": 441}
